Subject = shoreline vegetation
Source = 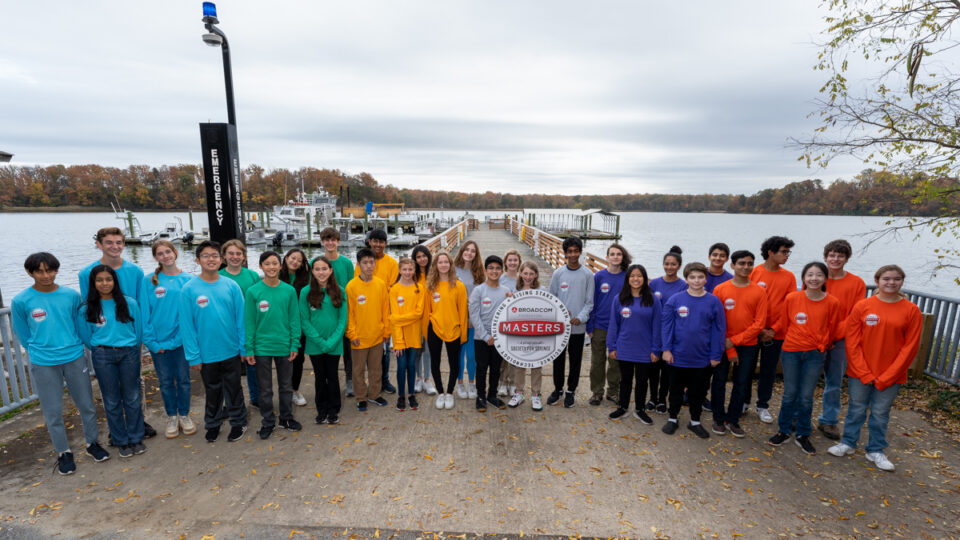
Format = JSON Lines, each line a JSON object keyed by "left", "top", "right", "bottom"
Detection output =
{"left": 1, "top": 164, "right": 956, "bottom": 216}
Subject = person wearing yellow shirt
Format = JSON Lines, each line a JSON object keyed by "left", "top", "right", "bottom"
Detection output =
{"left": 425, "top": 252, "right": 468, "bottom": 410}
{"left": 411, "top": 245, "right": 435, "bottom": 396}
{"left": 354, "top": 229, "right": 400, "bottom": 395}
{"left": 389, "top": 258, "right": 425, "bottom": 411}
{"left": 346, "top": 248, "right": 391, "bottom": 411}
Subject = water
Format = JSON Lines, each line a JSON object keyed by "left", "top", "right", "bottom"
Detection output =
{"left": 0, "top": 211, "right": 956, "bottom": 301}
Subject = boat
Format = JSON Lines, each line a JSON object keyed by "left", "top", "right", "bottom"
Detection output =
{"left": 272, "top": 189, "right": 339, "bottom": 229}
{"left": 139, "top": 218, "right": 186, "bottom": 246}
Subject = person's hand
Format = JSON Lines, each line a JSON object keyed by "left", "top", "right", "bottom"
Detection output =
{"left": 570, "top": 318, "right": 581, "bottom": 325}
{"left": 725, "top": 338, "right": 733, "bottom": 349}
{"left": 650, "top": 352, "right": 658, "bottom": 363}
{"left": 710, "top": 359, "right": 720, "bottom": 367}
{"left": 662, "top": 351, "right": 674, "bottom": 364}
{"left": 760, "top": 328, "right": 775, "bottom": 341}
{"left": 157, "top": 349, "right": 165, "bottom": 354}
{"left": 729, "top": 356, "right": 739, "bottom": 365}
{"left": 191, "top": 364, "right": 201, "bottom": 371}
{"left": 486, "top": 337, "right": 494, "bottom": 346}
{"left": 352, "top": 339, "right": 360, "bottom": 347}
{"left": 394, "top": 348, "right": 404, "bottom": 358}
{"left": 244, "top": 356, "right": 256, "bottom": 365}
{"left": 288, "top": 352, "right": 297, "bottom": 361}
{"left": 588, "top": 332, "right": 593, "bottom": 338}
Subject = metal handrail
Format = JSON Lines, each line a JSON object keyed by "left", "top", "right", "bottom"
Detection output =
{"left": 506, "top": 218, "right": 606, "bottom": 272}
{"left": 0, "top": 306, "right": 37, "bottom": 414}
{"left": 877, "top": 285, "right": 960, "bottom": 385}
{"left": 420, "top": 219, "right": 469, "bottom": 255}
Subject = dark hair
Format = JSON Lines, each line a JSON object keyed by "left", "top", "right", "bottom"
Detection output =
{"left": 484, "top": 255, "right": 503, "bottom": 269}
{"left": 606, "top": 243, "right": 632, "bottom": 268}
{"left": 664, "top": 245, "right": 683, "bottom": 266}
{"left": 619, "top": 264, "right": 654, "bottom": 307}
{"left": 307, "top": 256, "right": 344, "bottom": 309}
{"left": 259, "top": 250, "right": 281, "bottom": 265}
{"left": 411, "top": 245, "right": 432, "bottom": 283}
{"left": 279, "top": 248, "right": 310, "bottom": 292}
{"left": 708, "top": 242, "right": 730, "bottom": 257}
{"left": 800, "top": 261, "right": 829, "bottom": 292}
{"left": 730, "top": 250, "right": 755, "bottom": 264}
{"left": 356, "top": 247, "right": 376, "bottom": 263}
{"left": 562, "top": 236, "right": 583, "bottom": 252}
{"left": 195, "top": 240, "right": 221, "bottom": 256}
{"left": 85, "top": 265, "right": 134, "bottom": 324}
{"left": 823, "top": 239, "right": 852, "bottom": 259}
{"left": 367, "top": 229, "right": 388, "bottom": 243}
{"left": 683, "top": 262, "right": 708, "bottom": 278}
{"left": 760, "top": 236, "right": 794, "bottom": 260}
{"left": 95, "top": 227, "right": 124, "bottom": 243}
{"left": 24, "top": 252, "right": 60, "bottom": 273}
{"left": 320, "top": 227, "right": 341, "bottom": 241}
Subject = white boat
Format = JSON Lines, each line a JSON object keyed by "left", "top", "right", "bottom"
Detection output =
{"left": 272, "top": 189, "right": 338, "bottom": 229}
{"left": 140, "top": 218, "right": 186, "bottom": 246}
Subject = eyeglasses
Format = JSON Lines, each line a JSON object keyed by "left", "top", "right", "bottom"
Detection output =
{"left": 778, "top": 249, "right": 792, "bottom": 255}
{"left": 198, "top": 253, "right": 221, "bottom": 260}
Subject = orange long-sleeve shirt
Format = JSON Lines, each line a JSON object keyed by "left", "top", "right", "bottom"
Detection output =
{"left": 750, "top": 265, "right": 797, "bottom": 340}
{"left": 389, "top": 281, "right": 425, "bottom": 350}
{"left": 345, "top": 276, "right": 391, "bottom": 349}
{"left": 827, "top": 272, "right": 867, "bottom": 339}
{"left": 712, "top": 280, "right": 768, "bottom": 346}
{"left": 778, "top": 291, "right": 844, "bottom": 353}
{"left": 844, "top": 296, "right": 923, "bottom": 390}
{"left": 425, "top": 280, "right": 469, "bottom": 344}
{"left": 354, "top": 254, "right": 399, "bottom": 287}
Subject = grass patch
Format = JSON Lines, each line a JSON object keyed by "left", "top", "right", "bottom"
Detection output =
{"left": 0, "top": 401, "right": 39, "bottom": 422}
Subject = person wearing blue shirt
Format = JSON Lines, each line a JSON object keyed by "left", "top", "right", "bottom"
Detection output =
{"left": 587, "top": 244, "right": 631, "bottom": 407}
{"left": 178, "top": 241, "right": 248, "bottom": 444}
{"left": 660, "top": 262, "right": 726, "bottom": 439}
{"left": 10, "top": 252, "right": 110, "bottom": 475}
{"left": 705, "top": 242, "right": 733, "bottom": 293}
{"left": 647, "top": 246, "right": 687, "bottom": 413}
{"left": 78, "top": 265, "right": 146, "bottom": 458}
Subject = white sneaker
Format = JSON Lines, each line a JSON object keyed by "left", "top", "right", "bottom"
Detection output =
{"left": 497, "top": 384, "right": 508, "bottom": 396}
{"left": 179, "top": 414, "right": 197, "bottom": 436}
{"left": 414, "top": 379, "right": 423, "bottom": 393}
{"left": 292, "top": 391, "right": 307, "bottom": 406}
{"left": 757, "top": 408, "right": 774, "bottom": 424}
{"left": 508, "top": 392, "right": 525, "bottom": 408}
{"left": 444, "top": 393, "right": 455, "bottom": 410}
{"left": 531, "top": 394, "right": 543, "bottom": 411}
{"left": 467, "top": 382, "right": 478, "bottom": 399}
{"left": 866, "top": 452, "right": 895, "bottom": 471}
{"left": 425, "top": 381, "right": 438, "bottom": 396}
{"left": 456, "top": 383, "right": 468, "bottom": 399}
{"left": 828, "top": 443, "right": 855, "bottom": 457}
{"left": 435, "top": 393, "right": 447, "bottom": 410}
{"left": 165, "top": 416, "right": 179, "bottom": 439}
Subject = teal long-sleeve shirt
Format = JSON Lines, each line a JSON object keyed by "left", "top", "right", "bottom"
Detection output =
{"left": 140, "top": 271, "right": 193, "bottom": 352}
{"left": 244, "top": 280, "right": 301, "bottom": 356}
{"left": 299, "top": 285, "right": 347, "bottom": 356}
{"left": 178, "top": 276, "right": 246, "bottom": 365}
{"left": 77, "top": 297, "right": 142, "bottom": 348}
{"left": 10, "top": 286, "right": 85, "bottom": 366}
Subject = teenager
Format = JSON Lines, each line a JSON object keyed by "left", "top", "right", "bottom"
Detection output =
{"left": 354, "top": 229, "right": 400, "bottom": 394}
{"left": 548, "top": 236, "right": 594, "bottom": 408}
{"left": 244, "top": 251, "right": 302, "bottom": 439}
{"left": 748, "top": 236, "right": 797, "bottom": 424}
{"left": 454, "top": 241, "right": 485, "bottom": 400}
{"left": 318, "top": 227, "right": 355, "bottom": 399}
{"left": 647, "top": 246, "right": 687, "bottom": 413}
{"left": 389, "top": 257, "right": 425, "bottom": 411}
{"left": 710, "top": 250, "right": 767, "bottom": 437}
{"left": 509, "top": 262, "right": 547, "bottom": 410}
{"left": 817, "top": 239, "right": 867, "bottom": 441}
{"left": 587, "top": 243, "right": 631, "bottom": 406}
{"left": 768, "top": 262, "right": 843, "bottom": 455}
{"left": 218, "top": 239, "right": 261, "bottom": 408}
{"left": 827, "top": 265, "right": 922, "bottom": 472}
{"left": 11, "top": 253, "right": 110, "bottom": 474}
{"left": 300, "top": 256, "right": 348, "bottom": 425}
{"left": 411, "top": 245, "right": 436, "bottom": 396}
{"left": 606, "top": 264, "right": 661, "bottom": 425}
{"left": 346, "top": 248, "right": 391, "bottom": 411}
{"left": 705, "top": 243, "right": 733, "bottom": 293}
{"left": 469, "top": 255, "right": 510, "bottom": 412}
{"left": 78, "top": 265, "right": 145, "bottom": 458}
{"left": 279, "top": 248, "right": 311, "bottom": 406}
{"left": 497, "top": 250, "right": 523, "bottom": 398}
{"left": 660, "top": 263, "right": 726, "bottom": 439}
{"left": 140, "top": 240, "right": 195, "bottom": 439}
{"left": 178, "top": 241, "right": 248, "bottom": 443}
{"left": 425, "top": 252, "right": 469, "bottom": 410}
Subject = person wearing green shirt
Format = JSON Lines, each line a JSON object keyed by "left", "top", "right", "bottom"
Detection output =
{"left": 219, "top": 239, "right": 262, "bottom": 407}
{"left": 301, "top": 255, "right": 348, "bottom": 425}
{"left": 316, "top": 227, "right": 355, "bottom": 398}
{"left": 280, "top": 248, "right": 312, "bottom": 407}
{"left": 243, "top": 251, "right": 302, "bottom": 440}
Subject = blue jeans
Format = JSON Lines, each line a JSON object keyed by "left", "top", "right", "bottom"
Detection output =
{"left": 396, "top": 348, "right": 419, "bottom": 397}
{"left": 841, "top": 378, "right": 900, "bottom": 453}
{"left": 152, "top": 346, "right": 191, "bottom": 416}
{"left": 818, "top": 339, "right": 846, "bottom": 426}
{"left": 91, "top": 345, "right": 145, "bottom": 446}
{"left": 713, "top": 343, "right": 758, "bottom": 424}
{"left": 777, "top": 349, "right": 824, "bottom": 437}
{"left": 245, "top": 362, "right": 259, "bottom": 403}
{"left": 459, "top": 328, "right": 476, "bottom": 381}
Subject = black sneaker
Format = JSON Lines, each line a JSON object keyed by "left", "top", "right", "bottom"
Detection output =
{"left": 357, "top": 401, "right": 368, "bottom": 412}
{"left": 702, "top": 400, "right": 712, "bottom": 412}
{"left": 656, "top": 402, "right": 667, "bottom": 414}
{"left": 382, "top": 381, "right": 397, "bottom": 394}
{"left": 205, "top": 427, "right": 220, "bottom": 443}
{"left": 227, "top": 425, "right": 246, "bottom": 442}
{"left": 476, "top": 397, "right": 487, "bottom": 412}
{"left": 712, "top": 421, "right": 727, "bottom": 435}
{"left": 768, "top": 432, "right": 791, "bottom": 446}
{"left": 662, "top": 421, "right": 679, "bottom": 435}
{"left": 258, "top": 426, "right": 274, "bottom": 440}
{"left": 396, "top": 397, "right": 407, "bottom": 411}
{"left": 86, "top": 442, "right": 110, "bottom": 462}
{"left": 489, "top": 397, "right": 507, "bottom": 410}
{"left": 279, "top": 418, "right": 302, "bottom": 432}
{"left": 131, "top": 441, "right": 146, "bottom": 455}
{"left": 546, "top": 390, "right": 562, "bottom": 406}
{"left": 609, "top": 408, "right": 627, "bottom": 419}
{"left": 327, "top": 414, "right": 340, "bottom": 424}
{"left": 687, "top": 423, "right": 710, "bottom": 439}
{"left": 408, "top": 396, "right": 419, "bottom": 410}
{"left": 315, "top": 415, "right": 327, "bottom": 425}
{"left": 645, "top": 400, "right": 656, "bottom": 412}
{"left": 588, "top": 394, "right": 602, "bottom": 406}
{"left": 605, "top": 394, "right": 619, "bottom": 405}
{"left": 373, "top": 396, "right": 389, "bottom": 407}
{"left": 143, "top": 421, "right": 157, "bottom": 439}
{"left": 633, "top": 410, "right": 653, "bottom": 425}
{"left": 118, "top": 444, "right": 134, "bottom": 458}
{"left": 56, "top": 452, "right": 76, "bottom": 475}
{"left": 563, "top": 391, "right": 575, "bottom": 408}
{"left": 795, "top": 435, "right": 816, "bottom": 455}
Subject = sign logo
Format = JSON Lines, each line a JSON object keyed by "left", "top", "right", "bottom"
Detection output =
{"left": 865, "top": 313, "right": 879, "bottom": 326}
{"left": 357, "top": 294, "right": 367, "bottom": 305}
{"left": 31, "top": 308, "right": 47, "bottom": 322}
{"left": 620, "top": 307, "right": 632, "bottom": 318}
{"left": 155, "top": 286, "right": 167, "bottom": 299}
{"left": 795, "top": 312, "right": 807, "bottom": 325}
{"left": 678, "top": 306, "right": 690, "bottom": 318}
{"left": 397, "top": 296, "right": 405, "bottom": 306}
{"left": 600, "top": 282, "right": 611, "bottom": 294}
{"left": 258, "top": 300, "right": 270, "bottom": 313}
{"left": 724, "top": 298, "right": 736, "bottom": 310}
{"left": 492, "top": 289, "right": 570, "bottom": 369}
{"left": 197, "top": 295, "right": 209, "bottom": 308}
{"left": 433, "top": 292, "right": 441, "bottom": 303}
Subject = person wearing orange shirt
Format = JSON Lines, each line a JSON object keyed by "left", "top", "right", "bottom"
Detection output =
{"left": 748, "top": 236, "right": 797, "bottom": 424}
{"left": 346, "top": 248, "right": 391, "bottom": 412}
{"left": 710, "top": 250, "right": 767, "bottom": 437}
{"left": 817, "top": 239, "right": 866, "bottom": 440}
{"left": 828, "top": 265, "right": 922, "bottom": 472}
{"left": 354, "top": 229, "right": 400, "bottom": 395}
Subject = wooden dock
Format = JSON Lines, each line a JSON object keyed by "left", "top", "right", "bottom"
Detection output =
{"left": 463, "top": 226, "right": 557, "bottom": 285}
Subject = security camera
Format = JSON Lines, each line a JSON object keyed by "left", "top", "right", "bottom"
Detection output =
{"left": 202, "top": 32, "right": 223, "bottom": 47}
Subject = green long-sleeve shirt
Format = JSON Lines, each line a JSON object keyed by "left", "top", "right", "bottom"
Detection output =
{"left": 299, "top": 285, "right": 347, "bottom": 356}
{"left": 244, "top": 280, "right": 301, "bottom": 356}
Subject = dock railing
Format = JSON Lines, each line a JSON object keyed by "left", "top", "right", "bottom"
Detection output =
{"left": 421, "top": 219, "right": 470, "bottom": 255}
{"left": 0, "top": 306, "right": 36, "bottom": 415}
{"left": 507, "top": 218, "right": 607, "bottom": 272}
{"left": 886, "top": 287, "right": 960, "bottom": 385}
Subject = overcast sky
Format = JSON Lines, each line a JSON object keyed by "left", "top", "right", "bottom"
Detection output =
{"left": 1, "top": 1, "right": 861, "bottom": 195}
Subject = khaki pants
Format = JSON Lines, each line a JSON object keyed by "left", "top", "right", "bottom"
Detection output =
{"left": 351, "top": 343, "right": 384, "bottom": 402}
{"left": 589, "top": 329, "right": 620, "bottom": 398}
{"left": 501, "top": 362, "right": 518, "bottom": 387}
{"left": 515, "top": 366, "right": 543, "bottom": 395}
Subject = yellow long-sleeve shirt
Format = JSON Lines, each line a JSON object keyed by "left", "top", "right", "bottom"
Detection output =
{"left": 425, "top": 280, "right": 468, "bottom": 344}
{"left": 345, "top": 276, "right": 391, "bottom": 349}
{"left": 389, "top": 281, "right": 425, "bottom": 350}
{"left": 354, "top": 254, "right": 399, "bottom": 287}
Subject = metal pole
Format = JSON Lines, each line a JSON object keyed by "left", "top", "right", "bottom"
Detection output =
{"left": 204, "top": 24, "right": 237, "bottom": 126}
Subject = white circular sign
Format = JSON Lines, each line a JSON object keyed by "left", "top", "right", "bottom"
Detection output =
{"left": 492, "top": 289, "right": 571, "bottom": 369}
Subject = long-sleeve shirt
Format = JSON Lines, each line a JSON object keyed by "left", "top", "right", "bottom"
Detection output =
{"left": 469, "top": 282, "right": 510, "bottom": 343}
{"left": 705, "top": 270, "right": 733, "bottom": 293}
{"left": 390, "top": 282, "right": 425, "bottom": 350}
{"left": 244, "top": 280, "right": 301, "bottom": 356}
{"left": 606, "top": 295, "right": 662, "bottom": 363}
{"left": 586, "top": 269, "right": 626, "bottom": 333}
{"left": 140, "top": 272, "right": 192, "bottom": 353}
{"left": 649, "top": 277, "right": 687, "bottom": 304}
{"left": 219, "top": 267, "right": 261, "bottom": 294}
{"left": 10, "top": 286, "right": 85, "bottom": 366}
{"left": 77, "top": 297, "right": 142, "bottom": 348}
{"left": 178, "top": 277, "right": 246, "bottom": 365}
{"left": 845, "top": 296, "right": 923, "bottom": 390}
{"left": 299, "top": 286, "right": 347, "bottom": 356}
{"left": 345, "top": 276, "right": 391, "bottom": 348}
{"left": 827, "top": 272, "right": 867, "bottom": 339}
{"left": 455, "top": 266, "right": 483, "bottom": 300}
{"left": 79, "top": 259, "right": 145, "bottom": 301}
{"left": 777, "top": 291, "right": 844, "bottom": 353}
{"left": 712, "top": 280, "right": 768, "bottom": 347}
{"left": 425, "top": 280, "right": 469, "bottom": 343}
{"left": 549, "top": 265, "right": 594, "bottom": 334}
{"left": 749, "top": 265, "right": 797, "bottom": 340}
{"left": 353, "top": 254, "right": 399, "bottom": 287}
{"left": 330, "top": 255, "right": 355, "bottom": 291}
{"left": 661, "top": 291, "right": 726, "bottom": 368}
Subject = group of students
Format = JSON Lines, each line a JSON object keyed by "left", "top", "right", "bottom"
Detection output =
{"left": 11, "top": 226, "right": 921, "bottom": 476}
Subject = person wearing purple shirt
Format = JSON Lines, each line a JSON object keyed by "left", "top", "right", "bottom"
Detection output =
{"left": 705, "top": 242, "right": 733, "bottom": 293}
{"left": 646, "top": 246, "right": 686, "bottom": 413}
{"left": 586, "top": 243, "right": 631, "bottom": 406}
{"left": 660, "top": 262, "right": 726, "bottom": 439}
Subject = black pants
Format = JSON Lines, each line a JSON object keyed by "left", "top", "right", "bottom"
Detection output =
{"left": 648, "top": 359, "right": 670, "bottom": 405}
{"left": 712, "top": 344, "right": 759, "bottom": 425}
{"left": 255, "top": 355, "right": 294, "bottom": 428}
{"left": 310, "top": 353, "right": 341, "bottom": 418}
{"left": 618, "top": 361, "right": 652, "bottom": 411}
{"left": 201, "top": 355, "right": 247, "bottom": 429}
{"left": 341, "top": 337, "right": 353, "bottom": 380}
{"left": 427, "top": 323, "right": 461, "bottom": 394}
{"left": 474, "top": 340, "right": 502, "bottom": 400}
{"left": 290, "top": 335, "right": 308, "bottom": 391}
{"left": 668, "top": 365, "right": 711, "bottom": 422}
{"left": 552, "top": 333, "right": 585, "bottom": 392}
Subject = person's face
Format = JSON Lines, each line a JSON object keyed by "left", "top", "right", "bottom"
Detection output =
{"left": 462, "top": 244, "right": 477, "bottom": 263}
{"left": 685, "top": 271, "right": 706, "bottom": 290}
{"left": 368, "top": 238, "right": 386, "bottom": 256}
{"left": 876, "top": 270, "right": 904, "bottom": 294}
{"left": 94, "top": 271, "right": 115, "bottom": 297}
{"left": 803, "top": 266, "right": 826, "bottom": 291}
{"left": 285, "top": 251, "right": 303, "bottom": 271}
{"left": 359, "top": 257, "right": 375, "bottom": 277}
{"left": 313, "top": 260, "right": 333, "bottom": 284}
{"left": 29, "top": 263, "right": 58, "bottom": 287}
{"left": 436, "top": 256, "right": 451, "bottom": 275}
{"left": 607, "top": 248, "right": 623, "bottom": 268}
{"left": 824, "top": 251, "right": 848, "bottom": 272}
{"left": 663, "top": 256, "right": 680, "bottom": 277}
{"left": 97, "top": 234, "right": 125, "bottom": 258}
{"left": 154, "top": 245, "right": 178, "bottom": 267}
{"left": 322, "top": 236, "right": 340, "bottom": 253}
{"left": 260, "top": 255, "right": 281, "bottom": 279}
{"left": 628, "top": 268, "right": 644, "bottom": 290}
{"left": 505, "top": 254, "right": 520, "bottom": 272}
{"left": 224, "top": 246, "right": 246, "bottom": 268}
{"left": 485, "top": 263, "right": 503, "bottom": 281}
{"left": 709, "top": 249, "right": 729, "bottom": 270}
{"left": 197, "top": 248, "right": 221, "bottom": 272}
{"left": 520, "top": 267, "right": 537, "bottom": 287}
{"left": 732, "top": 256, "right": 754, "bottom": 278}
{"left": 415, "top": 251, "right": 430, "bottom": 269}
{"left": 399, "top": 262, "right": 416, "bottom": 281}
{"left": 564, "top": 246, "right": 581, "bottom": 266}
{"left": 769, "top": 246, "right": 791, "bottom": 265}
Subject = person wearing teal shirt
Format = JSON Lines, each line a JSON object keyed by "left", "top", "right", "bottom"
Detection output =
{"left": 280, "top": 248, "right": 312, "bottom": 406}
{"left": 301, "top": 255, "right": 348, "bottom": 424}
{"left": 219, "top": 239, "right": 262, "bottom": 407}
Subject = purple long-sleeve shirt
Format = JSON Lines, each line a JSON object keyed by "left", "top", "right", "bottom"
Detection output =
{"left": 661, "top": 291, "right": 726, "bottom": 368}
